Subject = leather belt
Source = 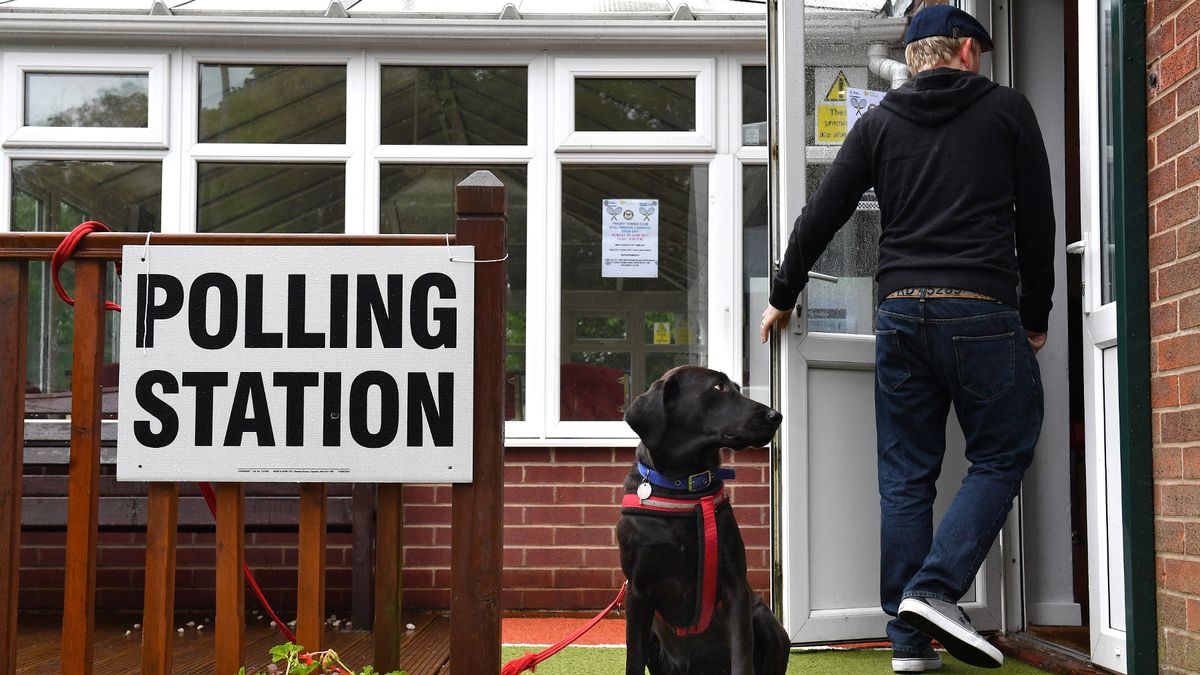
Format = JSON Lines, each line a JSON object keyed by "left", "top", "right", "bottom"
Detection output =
{"left": 885, "top": 287, "right": 999, "bottom": 301}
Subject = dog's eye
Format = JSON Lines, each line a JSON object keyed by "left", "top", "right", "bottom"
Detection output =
{"left": 713, "top": 384, "right": 724, "bottom": 392}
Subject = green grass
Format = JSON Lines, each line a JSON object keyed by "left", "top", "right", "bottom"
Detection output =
{"left": 501, "top": 645, "right": 1050, "bottom": 673}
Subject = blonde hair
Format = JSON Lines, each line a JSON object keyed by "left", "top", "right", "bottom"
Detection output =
{"left": 904, "top": 35, "right": 976, "bottom": 73}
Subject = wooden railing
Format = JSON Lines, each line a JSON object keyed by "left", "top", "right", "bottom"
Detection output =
{"left": 0, "top": 171, "right": 507, "bottom": 674}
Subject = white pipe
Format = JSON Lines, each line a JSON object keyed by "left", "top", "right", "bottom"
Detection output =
{"left": 868, "top": 42, "right": 910, "bottom": 89}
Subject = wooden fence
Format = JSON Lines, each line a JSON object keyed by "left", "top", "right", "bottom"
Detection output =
{"left": 0, "top": 171, "right": 507, "bottom": 674}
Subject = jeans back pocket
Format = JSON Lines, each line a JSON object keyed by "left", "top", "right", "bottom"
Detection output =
{"left": 952, "top": 331, "right": 1015, "bottom": 400}
{"left": 875, "top": 329, "right": 911, "bottom": 392}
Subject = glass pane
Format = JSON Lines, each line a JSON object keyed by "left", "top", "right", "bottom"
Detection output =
{"left": 25, "top": 72, "right": 149, "bottom": 127}
{"left": 379, "top": 164, "right": 528, "bottom": 421}
{"left": 560, "top": 165, "right": 708, "bottom": 421}
{"left": 574, "top": 78, "right": 696, "bottom": 132}
{"left": 12, "top": 160, "right": 161, "bottom": 401}
{"left": 380, "top": 66, "right": 527, "bottom": 145}
{"left": 742, "top": 164, "right": 770, "bottom": 404}
{"left": 742, "top": 66, "right": 768, "bottom": 146}
{"left": 805, "top": 163, "right": 879, "bottom": 335}
{"left": 198, "top": 64, "right": 346, "bottom": 143}
{"left": 1099, "top": 2, "right": 1115, "bottom": 305}
{"left": 197, "top": 163, "right": 344, "bottom": 233}
{"left": 578, "top": 316, "right": 627, "bottom": 340}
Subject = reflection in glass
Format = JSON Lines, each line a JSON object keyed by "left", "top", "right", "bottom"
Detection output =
{"left": 25, "top": 73, "right": 149, "bottom": 128}
{"left": 379, "top": 164, "right": 528, "bottom": 420}
{"left": 742, "top": 66, "right": 768, "bottom": 146}
{"left": 560, "top": 165, "right": 708, "bottom": 421}
{"left": 575, "top": 78, "right": 696, "bottom": 132}
{"left": 806, "top": 163, "right": 879, "bottom": 335}
{"left": 381, "top": 66, "right": 527, "bottom": 145}
{"left": 12, "top": 160, "right": 161, "bottom": 399}
{"left": 197, "top": 163, "right": 344, "bottom": 233}
{"left": 1099, "top": 3, "right": 1115, "bottom": 305}
{"left": 199, "top": 64, "right": 346, "bottom": 143}
{"left": 742, "top": 165, "right": 771, "bottom": 404}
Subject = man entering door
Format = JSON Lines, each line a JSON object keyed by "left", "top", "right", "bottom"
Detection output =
{"left": 760, "top": 5, "right": 1055, "bottom": 671}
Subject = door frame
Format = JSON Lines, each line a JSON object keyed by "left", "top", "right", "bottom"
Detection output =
{"left": 1105, "top": 1, "right": 1156, "bottom": 672}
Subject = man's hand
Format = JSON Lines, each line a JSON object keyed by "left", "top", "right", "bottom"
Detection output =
{"left": 760, "top": 305, "right": 793, "bottom": 343}
{"left": 1026, "top": 331, "right": 1047, "bottom": 352}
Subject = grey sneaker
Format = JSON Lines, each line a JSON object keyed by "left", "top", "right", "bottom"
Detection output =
{"left": 897, "top": 597, "right": 1003, "bottom": 668}
{"left": 892, "top": 646, "right": 943, "bottom": 672}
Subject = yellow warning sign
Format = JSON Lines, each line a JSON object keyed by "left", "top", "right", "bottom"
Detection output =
{"left": 653, "top": 322, "right": 672, "bottom": 345}
{"left": 824, "top": 70, "right": 851, "bottom": 101}
{"left": 815, "top": 102, "right": 847, "bottom": 145}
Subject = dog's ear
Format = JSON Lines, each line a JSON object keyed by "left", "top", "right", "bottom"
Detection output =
{"left": 624, "top": 374, "right": 678, "bottom": 450}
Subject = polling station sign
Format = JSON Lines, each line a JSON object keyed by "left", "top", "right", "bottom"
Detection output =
{"left": 116, "top": 246, "right": 474, "bottom": 484}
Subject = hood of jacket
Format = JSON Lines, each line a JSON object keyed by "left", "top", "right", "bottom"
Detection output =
{"left": 879, "top": 67, "right": 998, "bottom": 127}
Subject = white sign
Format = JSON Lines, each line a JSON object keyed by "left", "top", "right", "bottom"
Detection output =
{"left": 602, "top": 198, "right": 659, "bottom": 278}
{"left": 116, "top": 246, "right": 475, "bottom": 484}
{"left": 846, "top": 87, "right": 887, "bottom": 132}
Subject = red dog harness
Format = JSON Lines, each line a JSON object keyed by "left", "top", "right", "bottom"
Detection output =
{"left": 621, "top": 485, "right": 731, "bottom": 636}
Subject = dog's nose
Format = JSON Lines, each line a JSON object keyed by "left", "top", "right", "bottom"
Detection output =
{"left": 767, "top": 409, "right": 782, "bottom": 424}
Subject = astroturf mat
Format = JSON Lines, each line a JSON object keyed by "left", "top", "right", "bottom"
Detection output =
{"left": 500, "top": 645, "right": 1051, "bottom": 673}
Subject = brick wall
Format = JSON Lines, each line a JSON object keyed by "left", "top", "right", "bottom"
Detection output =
{"left": 18, "top": 446, "right": 774, "bottom": 615}
{"left": 1147, "top": 1, "right": 1200, "bottom": 671}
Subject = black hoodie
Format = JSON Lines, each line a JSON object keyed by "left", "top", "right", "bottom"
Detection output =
{"left": 770, "top": 67, "right": 1056, "bottom": 332}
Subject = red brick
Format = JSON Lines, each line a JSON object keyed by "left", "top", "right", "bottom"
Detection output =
{"left": 524, "top": 465, "right": 582, "bottom": 483}
{"left": 504, "top": 525, "right": 554, "bottom": 546}
{"left": 553, "top": 526, "right": 613, "bottom": 547}
{"left": 1152, "top": 231, "right": 1180, "bottom": 268}
{"left": 401, "top": 525, "right": 437, "bottom": 546}
{"left": 501, "top": 567, "right": 548, "bottom": 588}
{"left": 505, "top": 485, "right": 551, "bottom": 504}
{"left": 1157, "top": 446, "right": 1184, "bottom": 479}
{"left": 1161, "top": 112, "right": 1200, "bottom": 160}
{"left": 1183, "top": 370, "right": 1200, "bottom": 403}
{"left": 1189, "top": 597, "right": 1200, "bottom": 631}
{"left": 1161, "top": 590, "right": 1189, "bottom": 629}
{"left": 403, "top": 504, "right": 450, "bottom": 525}
{"left": 560, "top": 447, "right": 618, "bottom": 463}
{"left": 1181, "top": 144, "right": 1200, "bottom": 186}
{"left": 1182, "top": 2, "right": 1200, "bottom": 42}
{"left": 402, "top": 485, "right": 440, "bottom": 502}
{"left": 555, "top": 568, "right": 615, "bottom": 589}
{"left": 1181, "top": 220, "right": 1200, "bottom": 255}
{"left": 404, "top": 546, "right": 450, "bottom": 567}
{"left": 1161, "top": 257, "right": 1200, "bottom": 298}
{"left": 505, "top": 447, "right": 553, "bottom": 463}
{"left": 524, "top": 505, "right": 584, "bottom": 525}
{"left": 1159, "top": 518, "right": 1187, "bottom": 552}
{"left": 1155, "top": 0, "right": 1192, "bottom": 25}
{"left": 1163, "top": 38, "right": 1200, "bottom": 90}
{"left": 1152, "top": 20, "right": 1179, "bottom": 64}
{"left": 523, "top": 547, "right": 584, "bottom": 567}
{"left": 1155, "top": 373, "right": 1182, "bottom": 407}
{"left": 1181, "top": 293, "right": 1200, "bottom": 327}
{"left": 1153, "top": 161, "right": 1179, "bottom": 200}
{"left": 1163, "top": 626, "right": 1200, "bottom": 671}
{"left": 740, "top": 525, "right": 771, "bottom": 547}
{"left": 1162, "top": 408, "right": 1200, "bottom": 442}
{"left": 1152, "top": 300, "right": 1180, "bottom": 335}
{"left": 555, "top": 485, "right": 618, "bottom": 505}
{"left": 1161, "top": 483, "right": 1200, "bottom": 515}
{"left": 583, "top": 547, "right": 621, "bottom": 568}
{"left": 1181, "top": 69, "right": 1200, "bottom": 113}
{"left": 583, "top": 465, "right": 632, "bottom": 483}
{"left": 1185, "top": 445, "right": 1200, "bottom": 477}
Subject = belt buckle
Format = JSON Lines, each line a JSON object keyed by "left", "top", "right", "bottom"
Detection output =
{"left": 687, "top": 471, "right": 712, "bottom": 491}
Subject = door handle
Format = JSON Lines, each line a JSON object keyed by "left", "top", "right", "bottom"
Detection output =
{"left": 808, "top": 271, "right": 839, "bottom": 283}
{"left": 1067, "top": 237, "right": 1086, "bottom": 255}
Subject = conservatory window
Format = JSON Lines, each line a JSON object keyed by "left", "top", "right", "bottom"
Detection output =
{"left": 198, "top": 64, "right": 347, "bottom": 144}
{"left": 380, "top": 66, "right": 527, "bottom": 145}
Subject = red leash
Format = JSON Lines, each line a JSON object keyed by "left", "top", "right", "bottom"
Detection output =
{"left": 51, "top": 222, "right": 298, "bottom": 645}
{"left": 501, "top": 581, "right": 627, "bottom": 675}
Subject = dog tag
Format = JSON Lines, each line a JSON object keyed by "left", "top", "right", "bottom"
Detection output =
{"left": 637, "top": 482, "right": 652, "bottom": 501}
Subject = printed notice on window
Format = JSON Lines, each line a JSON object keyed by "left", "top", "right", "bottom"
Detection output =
{"left": 602, "top": 198, "right": 658, "bottom": 278}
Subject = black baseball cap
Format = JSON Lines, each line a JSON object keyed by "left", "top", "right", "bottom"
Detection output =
{"left": 904, "top": 5, "right": 993, "bottom": 53}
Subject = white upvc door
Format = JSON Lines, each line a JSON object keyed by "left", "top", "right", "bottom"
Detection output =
{"left": 1077, "top": 2, "right": 1128, "bottom": 671}
{"left": 772, "top": 0, "right": 1002, "bottom": 644}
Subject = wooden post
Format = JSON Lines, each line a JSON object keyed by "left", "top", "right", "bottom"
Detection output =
{"left": 372, "top": 484, "right": 403, "bottom": 670}
{"left": 61, "top": 260, "right": 106, "bottom": 674}
{"left": 351, "top": 483, "right": 375, "bottom": 630}
{"left": 450, "top": 170, "right": 506, "bottom": 674}
{"left": 215, "top": 483, "right": 245, "bottom": 674}
{"left": 0, "top": 262, "right": 27, "bottom": 675}
{"left": 140, "top": 482, "right": 178, "bottom": 675}
{"left": 297, "top": 483, "right": 327, "bottom": 651}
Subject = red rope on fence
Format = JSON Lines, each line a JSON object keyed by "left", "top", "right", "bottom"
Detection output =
{"left": 500, "top": 581, "right": 627, "bottom": 675}
{"left": 50, "top": 220, "right": 123, "bottom": 311}
{"left": 51, "top": 222, "right": 299, "bottom": 646}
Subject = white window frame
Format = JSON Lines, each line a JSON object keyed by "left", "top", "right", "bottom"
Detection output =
{"left": 732, "top": 57, "right": 770, "bottom": 403}
{"left": 2, "top": 51, "right": 170, "bottom": 149}
{"left": 553, "top": 57, "right": 717, "bottom": 153}
{"left": 178, "top": 49, "right": 365, "bottom": 234}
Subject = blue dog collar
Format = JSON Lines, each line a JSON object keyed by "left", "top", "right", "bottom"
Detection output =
{"left": 637, "top": 461, "right": 735, "bottom": 492}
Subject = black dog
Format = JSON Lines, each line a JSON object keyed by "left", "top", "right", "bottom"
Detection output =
{"left": 618, "top": 365, "right": 789, "bottom": 675}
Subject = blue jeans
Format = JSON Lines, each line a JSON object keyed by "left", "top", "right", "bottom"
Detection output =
{"left": 874, "top": 297, "right": 1043, "bottom": 653}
